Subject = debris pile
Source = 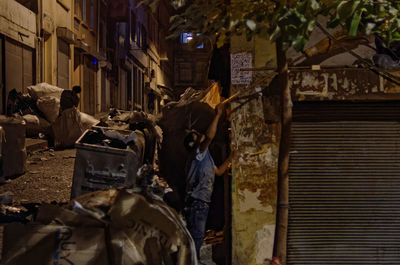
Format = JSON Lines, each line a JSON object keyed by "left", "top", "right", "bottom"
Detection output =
{"left": 2, "top": 188, "right": 197, "bottom": 265}
{"left": 6, "top": 83, "right": 99, "bottom": 148}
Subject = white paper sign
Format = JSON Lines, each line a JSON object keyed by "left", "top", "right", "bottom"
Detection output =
{"left": 231, "top": 53, "right": 252, "bottom": 85}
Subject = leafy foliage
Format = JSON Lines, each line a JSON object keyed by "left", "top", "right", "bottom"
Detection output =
{"left": 140, "top": 0, "right": 400, "bottom": 51}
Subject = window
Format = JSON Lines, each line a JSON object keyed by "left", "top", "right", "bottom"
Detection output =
{"left": 148, "top": 16, "right": 153, "bottom": 41}
{"left": 82, "top": 0, "right": 87, "bottom": 23}
{"left": 136, "top": 23, "right": 141, "bottom": 47}
{"left": 89, "top": 0, "right": 94, "bottom": 28}
{"left": 180, "top": 32, "right": 204, "bottom": 48}
{"left": 131, "top": 11, "right": 136, "bottom": 44}
{"left": 133, "top": 67, "right": 143, "bottom": 109}
{"left": 74, "top": 0, "right": 80, "bottom": 16}
{"left": 141, "top": 25, "right": 147, "bottom": 48}
{"left": 180, "top": 32, "right": 192, "bottom": 44}
{"left": 99, "top": 21, "right": 105, "bottom": 50}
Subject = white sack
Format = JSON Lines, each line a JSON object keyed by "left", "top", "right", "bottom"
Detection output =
{"left": 27, "top": 83, "right": 64, "bottom": 101}
{"left": 36, "top": 96, "right": 60, "bottom": 123}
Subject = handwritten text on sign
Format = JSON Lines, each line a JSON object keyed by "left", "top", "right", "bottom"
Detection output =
{"left": 231, "top": 53, "right": 252, "bottom": 85}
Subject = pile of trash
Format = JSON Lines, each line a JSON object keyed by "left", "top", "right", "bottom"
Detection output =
{"left": 2, "top": 178, "right": 196, "bottom": 264}
{"left": 79, "top": 127, "right": 140, "bottom": 149}
{"left": 6, "top": 83, "right": 99, "bottom": 148}
{"left": 98, "top": 109, "right": 163, "bottom": 167}
{"left": 70, "top": 109, "right": 164, "bottom": 198}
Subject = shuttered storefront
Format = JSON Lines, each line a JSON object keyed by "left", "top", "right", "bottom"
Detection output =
{"left": 288, "top": 101, "right": 400, "bottom": 264}
{"left": 5, "top": 38, "right": 33, "bottom": 95}
{"left": 83, "top": 55, "right": 96, "bottom": 115}
{"left": 57, "top": 39, "right": 70, "bottom": 89}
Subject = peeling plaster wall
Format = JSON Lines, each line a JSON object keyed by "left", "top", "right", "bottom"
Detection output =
{"left": 289, "top": 68, "right": 400, "bottom": 101}
{"left": 230, "top": 35, "right": 280, "bottom": 265}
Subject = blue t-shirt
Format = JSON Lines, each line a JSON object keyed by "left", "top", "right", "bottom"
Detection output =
{"left": 186, "top": 148, "right": 216, "bottom": 203}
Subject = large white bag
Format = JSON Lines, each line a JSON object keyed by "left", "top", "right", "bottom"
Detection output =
{"left": 52, "top": 108, "right": 99, "bottom": 148}
{"left": 36, "top": 96, "right": 60, "bottom": 123}
{"left": 27, "top": 83, "right": 64, "bottom": 101}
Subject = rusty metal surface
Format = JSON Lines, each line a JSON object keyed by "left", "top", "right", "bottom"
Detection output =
{"left": 289, "top": 68, "right": 400, "bottom": 101}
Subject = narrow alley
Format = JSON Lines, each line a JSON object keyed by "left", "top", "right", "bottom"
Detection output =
{"left": 2, "top": 0, "right": 400, "bottom": 265}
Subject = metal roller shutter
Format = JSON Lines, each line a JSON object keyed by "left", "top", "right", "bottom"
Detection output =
{"left": 57, "top": 39, "right": 70, "bottom": 89}
{"left": 288, "top": 102, "right": 400, "bottom": 265}
{"left": 5, "top": 38, "right": 33, "bottom": 95}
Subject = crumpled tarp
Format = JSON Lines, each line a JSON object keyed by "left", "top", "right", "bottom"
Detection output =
{"left": 2, "top": 188, "right": 197, "bottom": 265}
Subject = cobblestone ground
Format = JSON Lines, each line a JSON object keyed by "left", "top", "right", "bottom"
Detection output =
{"left": 0, "top": 148, "right": 76, "bottom": 205}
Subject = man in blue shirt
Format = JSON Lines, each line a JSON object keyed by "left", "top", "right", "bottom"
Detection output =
{"left": 183, "top": 103, "right": 233, "bottom": 259}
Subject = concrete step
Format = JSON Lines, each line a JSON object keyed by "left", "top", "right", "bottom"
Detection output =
{"left": 26, "top": 138, "right": 48, "bottom": 153}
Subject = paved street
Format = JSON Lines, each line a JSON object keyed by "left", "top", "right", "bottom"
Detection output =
{"left": 0, "top": 148, "right": 76, "bottom": 205}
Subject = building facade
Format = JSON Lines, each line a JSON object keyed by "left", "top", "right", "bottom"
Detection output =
{"left": 229, "top": 15, "right": 400, "bottom": 265}
{"left": 107, "top": 0, "right": 174, "bottom": 114}
{"left": 0, "top": 0, "right": 36, "bottom": 113}
{"left": 0, "top": 0, "right": 174, "bottom": 116}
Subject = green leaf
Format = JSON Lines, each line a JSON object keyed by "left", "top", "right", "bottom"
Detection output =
{"left": 269, "top": 25, "right": 281, "bottom": 42}
{"left": 393, "top": 31, "right": 400, "bottom": 41}
{"left": 307, "top": 19, "right": 316, "bottom": 32}
{"left": 337, "top": 0, "right": 360, "bottom": 20}
{"left": 349, "top": 9, "right": 363, "bottom": 36}
{"left": 309, "top": 0, "right": 320, "bottom": 11}
{"left": 292, "top": 35, "right": 307, "bottom": 52}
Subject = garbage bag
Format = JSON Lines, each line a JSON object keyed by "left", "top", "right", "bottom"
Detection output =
{"left": 0, "top": 115, "right": 26, "bottom": 177}
{"left": 27, "top": 83, "right": 64, "bottom": 101}
{"left": 80, "top": 112, "right": 100, "bottom": 131}
{"left": 23, "top": 114, "right": 51, "bottom": 137}
{"left": 52, "top": 108, "right": 83, "bottom": 148}
{"left": 6, "top": 89, "right": 37, "bottom": 116}
{"left": 36, "top": 96, "right": 60, "bottom": 123}
{"left": 373, "top": 54, "right": 400, "bottom": 69}
{"left": 52, "top": 108, "right": 99, "bottom": 148}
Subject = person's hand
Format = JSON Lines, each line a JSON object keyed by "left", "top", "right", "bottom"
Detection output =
{"left": 215, "top": 103, "right": 225, "bottom": 117}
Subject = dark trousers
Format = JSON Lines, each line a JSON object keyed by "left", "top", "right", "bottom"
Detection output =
{"left": 184, "top": 198, "right": 209, "bottom": 258}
